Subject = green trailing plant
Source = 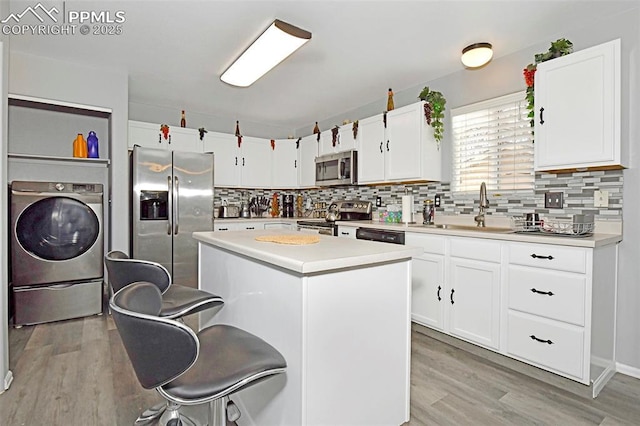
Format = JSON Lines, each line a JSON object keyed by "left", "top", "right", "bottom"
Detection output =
{"left": 418, "top": 86, "right": 446, "bottom": 148}
{"left": 524, "top": 38, "right": 573, "bottom": 130}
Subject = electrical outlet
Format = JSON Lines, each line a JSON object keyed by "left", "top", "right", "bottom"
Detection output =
{"left": 544, "top": 192, "right": 563, "bottom": 209}
{"left": 434, "top": 194, "right": 441, "bottom": 207}
{"left": 376, "top": 196, "right": 382, "bottom": 207}
{"left": 594, "top": 190, "right": 609, "bottom": 207}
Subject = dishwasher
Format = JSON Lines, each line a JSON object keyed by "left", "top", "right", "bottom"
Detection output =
{"left": 355, "top": 227, "right": 405, "bottom": 245}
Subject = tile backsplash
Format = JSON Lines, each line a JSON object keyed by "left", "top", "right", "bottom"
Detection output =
{"left": 215, "top": 169, "right": 623, "bottom": 221}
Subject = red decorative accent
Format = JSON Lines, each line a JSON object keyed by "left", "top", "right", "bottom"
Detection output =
{"left": 271, "top": 139, "right": 275, "bottom": 150}
{"left": 160, "top": 124, "right": 170, "bottom": 140}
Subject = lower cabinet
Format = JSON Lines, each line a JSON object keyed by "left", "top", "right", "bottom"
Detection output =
{"left": 408, "top": 232, "right": 617, "bottom": 395}
{"left": 337, "top": 226, "right": 357, "bottom": 238}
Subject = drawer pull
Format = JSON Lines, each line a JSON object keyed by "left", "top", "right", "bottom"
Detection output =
{"left": 530, "top": 254, "right": 554, "bottom": 260}
{"left": 437, "top": 285, "right": 441, "bottom": 301}
{"left": 530, "top": 335, "right": 554, "bottom": 345}
{"left": 530, "top": 288, "right": 554, "bottom": 296}
{"left": 450, "top": 288, "right": 455, "bottom": 305}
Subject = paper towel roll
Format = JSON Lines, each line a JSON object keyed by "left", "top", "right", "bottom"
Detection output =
{"left": 402, "top": 195, "right": 414, "bottom": 224}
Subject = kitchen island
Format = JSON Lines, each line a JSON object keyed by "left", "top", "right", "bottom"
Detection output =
{"left": 193, "top": 230, "right": 421, "bottom": 426}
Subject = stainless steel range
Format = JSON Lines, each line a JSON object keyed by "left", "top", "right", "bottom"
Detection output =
{"left": 297, "top": 200, "right": 372, "bottom": 236}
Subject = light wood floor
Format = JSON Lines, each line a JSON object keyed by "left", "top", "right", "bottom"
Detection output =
{"left": 2, "top": 313, "right": 640, "bottom": 425}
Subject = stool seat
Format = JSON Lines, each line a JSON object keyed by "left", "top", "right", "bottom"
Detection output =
{"left": 162, "top": 324, "right": 286, "bottom": 402}
{"left": 110, "top": 282, "right": 286, "bottom": 426}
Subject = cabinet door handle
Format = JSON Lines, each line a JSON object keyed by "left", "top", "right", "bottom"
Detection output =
{"left": 294, "top": 160, "right": 297, "bottom": 168}
{"left": 530, "top": 335, "right": 553, "bottom": 345}
{"left": 218, "top": 227, "right": 229, "bottom": 231}
{"left": 437, "top": 285, "right": 442, "bottom": 301}
{"left": 531, "top": 288, "right": 554, "bottom": 296}
{"left": 530, "top": 254, "right": 554, "bottom": 260}
{"left": 450, "top": 288, "right": 455, "bottom": 305}
{"left": 246, "top": 227, "right": 254, "bottom": 230}
{"left": 235, "top": 156, "right": 238, "bottom": 166}
{"left": 539, "top": 107, "right": 545, "bottom": 125}
{"left": 379, "top": 142, "right": 383, "bottom": 153}
{"left": 159, "top": 134, "right": 162, "bottom": 144}
{"left": 168, "top": 135, "right": 171, "bottom": 144}
{"left": 386, "top": 140, "right": 390, "bottom": 151}
{"left": 242, "top": 157, "right": 245, "bottom": 166}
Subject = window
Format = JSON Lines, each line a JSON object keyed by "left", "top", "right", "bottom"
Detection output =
{"left": 451, "top": 92, "right": 534, "bottom": 193}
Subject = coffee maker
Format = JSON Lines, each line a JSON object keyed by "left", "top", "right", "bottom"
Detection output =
{"left": 282, "top": 194, "right": 294, "bottom": 218}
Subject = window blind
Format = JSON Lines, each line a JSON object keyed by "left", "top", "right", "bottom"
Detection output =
{"left": 451, "top": 92, "right": 534, "bottom": 193}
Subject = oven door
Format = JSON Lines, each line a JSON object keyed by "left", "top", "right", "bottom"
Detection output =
{"left": 297, "top": 224, "right": 335, "bottom": 236}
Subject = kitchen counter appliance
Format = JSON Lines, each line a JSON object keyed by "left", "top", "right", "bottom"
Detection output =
{"left": 132, "top": 146, "right": 214, "bottom": 288}
{"left": 356, "top": 227, "right": 405, "bottom": 245}
{"left": 315, "top": 150, "right": 357, "bottom": 186}
{"left": 297, "top": 200, "right": 372, "bottom": 235}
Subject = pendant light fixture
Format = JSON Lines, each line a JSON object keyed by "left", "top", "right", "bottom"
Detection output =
{"left": 221, "top": 19, "right": 311, "bottom": 87}
{"left": 461, "top": 42, "right": 493, "bottom": 68}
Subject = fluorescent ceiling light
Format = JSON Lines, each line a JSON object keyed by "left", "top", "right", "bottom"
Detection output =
{"left": 221, "top": 19, "right": 311, "bottom": 87}
{"left": 461, "top": 42, "right": 493, "bottom": 68}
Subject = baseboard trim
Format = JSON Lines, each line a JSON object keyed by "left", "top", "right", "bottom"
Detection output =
{"left": 2, "top": 369, "right": 13, "bottom": 393}
{"left": 615, "top": 362, "right": 640, "bottom": 380}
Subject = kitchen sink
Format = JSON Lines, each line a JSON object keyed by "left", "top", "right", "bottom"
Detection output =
{"left": 412, "top": 224, "right": 513, "bottom": 233}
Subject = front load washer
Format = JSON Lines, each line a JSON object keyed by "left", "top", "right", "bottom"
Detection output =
{"left": 10, "top": 181, "right": 104, "bottom": 325}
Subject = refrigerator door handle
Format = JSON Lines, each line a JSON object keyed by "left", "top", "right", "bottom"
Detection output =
{"left": 174, "top": 176, "right": 180, "bottom": 235}
{"left": 167, "top": 175, "right": 173, "bottom": 235}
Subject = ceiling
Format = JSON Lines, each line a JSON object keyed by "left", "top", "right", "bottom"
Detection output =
{"left": 6, "top": 0, "right": 636, "bottom": 134}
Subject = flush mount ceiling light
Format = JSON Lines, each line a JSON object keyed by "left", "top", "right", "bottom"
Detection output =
{"left": 461, "top": 42, "right": 493, "bottom": 68}
{"left": 220, "top": 19, "right": 311, "bottom": 87}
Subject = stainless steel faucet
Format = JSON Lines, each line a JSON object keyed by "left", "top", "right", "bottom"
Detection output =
{"left": 474, "top": 182, "right": 489, "bottom": 227}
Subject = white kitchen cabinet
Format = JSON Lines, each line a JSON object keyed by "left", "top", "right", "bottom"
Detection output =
{"left": 534, "top": 39, "right": 621, "bottom": 171}
{"left": 505, "top": 241, "right": 616, "bottom": 394}
{"left": 241, "top": 137, "right": 273, "bottom": 188}
{"left": 447, "top": 238, "right": 501, "bottom": 350}
{"left": 319, "top": 123, "right": 359, "bottom": 156}
{"left": 203, "top": 131, "right": 239, "bottom": 187}
{"left": 337, "top": 225, "right": 357, "bottom": 238}
{"left": 214, "top": 222, "right": 238, "bottom": 232}
{"left": 272, "top": 139, "right": 298, "bottom": 188}
{"left": 298, "top": 134, "right": 317, "bottom": 188}
{"left": 128, "top": 120, "right": 201, "bottom": 152}
{"left": 406, "top": 233, "right": 445, "bottom": 331}
{"left": 203, "top": 134, "right": 272, "bottom": 188}
{"left": 358, "top": 102, "right": 441, "bottom": 184}
{"left": 358, "top": 114, "right": 386, "bottom": 183}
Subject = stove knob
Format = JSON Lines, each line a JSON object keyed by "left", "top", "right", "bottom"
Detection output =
{"left": 55, "top": 183, "right": 65, "bottom": 191}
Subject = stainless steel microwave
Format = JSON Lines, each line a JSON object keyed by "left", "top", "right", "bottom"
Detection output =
{"left": 315, "top": 150, "right": 357, "bottom": 186}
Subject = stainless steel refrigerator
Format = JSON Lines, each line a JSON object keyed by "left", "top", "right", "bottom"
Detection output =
{"left": 131, "top": 146, "right": 214, "bottom": 288}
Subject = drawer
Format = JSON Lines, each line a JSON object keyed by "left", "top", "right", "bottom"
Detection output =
{"left": 405, "top": 233, "right": 445, "bottom": 255}
{"left": 508, "top": 266, "right": 586, "bottom": 326}
{"left": 450, "top": 237, "right": 501, "bottom": 263}
{"left": 507, "top": 311, "right": 584, "bottom": 381}
{"left": 509, "top": 242, "right": 588, "bottom": 273}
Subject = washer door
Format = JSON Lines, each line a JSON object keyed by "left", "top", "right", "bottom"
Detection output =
{"left": 16, "top": 197, "right": 100, "bottom": 261}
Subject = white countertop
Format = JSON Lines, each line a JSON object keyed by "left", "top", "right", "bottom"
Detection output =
{"left": 193, "top": 229, "right": 421, "bottom": 274}
{"left": 338, "top": 220, "right": 622, "bottom": 248}
{"left": 214, "top": 217, "right": 300, "bottom": 223}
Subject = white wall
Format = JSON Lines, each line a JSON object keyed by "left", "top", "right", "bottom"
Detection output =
{"left": 311, "top": 7, "right": 640, "bottom": 373}
{"left": 8, "top": 52, "right": 129, "bottom": 251}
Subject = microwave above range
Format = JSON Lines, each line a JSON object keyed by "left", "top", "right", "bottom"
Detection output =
{"left": 315, "top": 150, "right": 357, "bottom": 186}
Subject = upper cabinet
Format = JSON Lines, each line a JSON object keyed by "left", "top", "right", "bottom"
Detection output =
{"left": 318, "top": 123, "right": 359, "bottom": 156}
{"left": 128, "top": 120, "right": 202, "bottom": 152}
{"left": 358, "top": 102, "right": 442, "bottom": 184}
{"left": 358, "top": 114, "right": 386, "bottom": 183}
{"left": 534, "top": 39, "right": 621, "bottom": 171}
{"left": 203, "top": 133, "right": 272, "bottom": 189}
{"left": 298, "top": 134, "right": 318, "bottom": 188}
{"left": 272, "top": 139, "right": 298, "bottom": 189}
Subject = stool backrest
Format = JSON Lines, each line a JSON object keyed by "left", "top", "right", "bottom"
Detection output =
{"left": 110, "top": 281, "right": 199, "bottom": 389}
{"left": 105, "top": 250, "right": 171, "bottom": 293}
